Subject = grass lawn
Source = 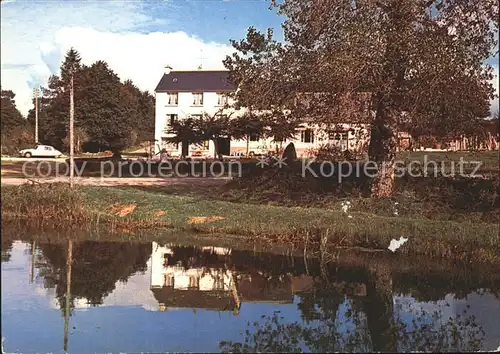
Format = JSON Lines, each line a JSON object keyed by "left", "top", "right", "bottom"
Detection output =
{"left": 397, "top": 150, "right": 500, "bottom": 174}
{"left": 1, "top": 150, "right": 498, "bottom": 178}
{"left": 2, "top": 184, "right": 498, "bottom": 264}
{"left": 1, "top": 150, "right": 498, "bottom": 262}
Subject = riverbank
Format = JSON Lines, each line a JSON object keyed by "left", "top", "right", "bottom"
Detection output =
{"left": 2, "top": 183, "right": 499, "bottom": 264}
{"left": 3, "top": 221, "right": 500, "bottom": 290}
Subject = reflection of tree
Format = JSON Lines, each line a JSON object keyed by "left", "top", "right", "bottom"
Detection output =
{"left": 165, "top": 246, "right": 230, "bottom": 270}
{"left": 1, "top": 238, "right": 14, "bottom": 262}
{"left": 221, "top": 279, "right": 371, "bottom": 353}
{"left": 63, "top": 239, "right": 72, "bottom": 352}
{"left": 394, "top": 272, "right": 500, "bottom": 302}
{"left": 394, "top": 305, "right": 485, "bottom": 352}
{"left": 35, "top": 241, "right": 151, "bottom": 307}
{"left": 362, "top": 263, "right": 396, "bottom": 352}
{"left": 297, "top": 284, "right": 344, "bottom": 322}
{"left": 220, "top": 291, "right": 486, "bottom": 353}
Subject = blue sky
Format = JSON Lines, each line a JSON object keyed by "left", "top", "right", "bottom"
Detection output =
{"left": 0, "top": 0, "right": 286, "bottom": 115}
{"left": 136, "top": 0, "right": 285, "bottom": 42}
{"left": 0, "top": 0, "right": 498, "bottom": 116}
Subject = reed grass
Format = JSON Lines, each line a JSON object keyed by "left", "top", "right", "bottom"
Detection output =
{"left": 1, "top": 184, "right": 499, "bottom": 263}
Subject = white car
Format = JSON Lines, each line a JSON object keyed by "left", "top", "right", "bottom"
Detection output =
{"left": 248, "top": 145, "right": 269, "bottom": 157}
{"left": 19, "top": 145, "right": 64, "bottom": 158}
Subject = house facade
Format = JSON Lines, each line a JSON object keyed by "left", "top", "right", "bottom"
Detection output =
{"left": 154, "top": 69, "right": 370, "bottom": 158}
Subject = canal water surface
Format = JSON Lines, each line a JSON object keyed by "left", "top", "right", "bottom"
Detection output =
{"left": 2, "top": 238, "right": 500, "bottom": 353}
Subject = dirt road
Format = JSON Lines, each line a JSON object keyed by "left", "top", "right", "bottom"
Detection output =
{"left": 0, "top": 176, "right": 231, "bottom": 187}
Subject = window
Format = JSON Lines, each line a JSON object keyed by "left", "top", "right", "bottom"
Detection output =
{"left": 165, "top": 114, "right": 178, "bottom": 129}
{"left": 164, "top": 274, "right": 174, "bottom": 287}
{"left": 167, "top": 92, "right": 178, "bottom": 105}
{"left": 192, "top": 92, "right": 203, "bottom": 106}
{"left": 249, "top": 133, "right": 259, "bottom": 142}
{"left": 217, "top": 93, "right": 228, "bottom": 106}
{"left": 214, "top": 275, "right": 225, "bottom": 290}
{"left": 162, "top": 253, "right": 169, "bottom": 266}
{"left": 301, "top": 129, "right": 314, "bottom": 143}
{"left": 203, "top": 140, "right": 210, "bottom": 150}
{"left": 188, "top": 275, "right": 199, "bottom": 288}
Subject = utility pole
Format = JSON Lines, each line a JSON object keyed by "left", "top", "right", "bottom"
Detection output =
{"left": 30, "top": 240, "right": 36, "bottom": 284}
{"left": 69, "top": 71, "right": 75, "bottom": 187}
{"left": 34, "top": 88, "right": 39, "bottom": 143}
{"left": 63, "top": 238, "right": 73, "bottom": 353}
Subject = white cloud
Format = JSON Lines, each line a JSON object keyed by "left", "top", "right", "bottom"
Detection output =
{"left": 47, "top": 27, "right": 233, "bottom": 92}
{"left": 1, "top": 0, "right": 498, "bottom": 117}
{"left": 0, "top": 1, "right": 233, "bottom": 116}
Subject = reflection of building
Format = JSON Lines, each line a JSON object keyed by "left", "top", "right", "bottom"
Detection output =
{"left": 150, "top": 242, "right": 239, "bottom": 312}
{"left": 149, "top": 242, "right": 371, "bottom": 313}
{"left": 237, "top": 273, "right": 293, "bottom": 304}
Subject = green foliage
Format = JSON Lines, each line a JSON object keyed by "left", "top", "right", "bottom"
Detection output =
{"left": 230, "top": 114, "right": 264, "bottom": 141}
{"left": 224, "top": 0, "right": 499, "bottom": 195}
{"left": 1, "top": 238, "right": 14, "bottom": 263}
{"left": 219, "top": 302, "right": 486, "bottom": 353}
{"left": 36, "top": 241, "right": 151, "bottom": 307}
{"left": 1, "top": 183, "right": 87, "bottom": 221}
{"left": 1, "top": 89, "right": 25, "bottom": 132}
{"left": 0, "top": 89, "right": 32, "bottom": 155}
{"left": 167, "top": 111, "right": 233, "bottom": 157}
{"left": 26, "top": 48, "right": 155, "bottom": 152}
{"left": 168, "top": 111, "right": 296, "bottom": 157}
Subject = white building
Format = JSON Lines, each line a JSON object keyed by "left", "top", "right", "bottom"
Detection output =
{"left": 150, "top": 242, "right": 239, "bottom": 312}
{"left": 155, "top": 69, "right": 247, "bottom": 157}
{"left": 154, "top": 69, "right": 370, "bottom": 158}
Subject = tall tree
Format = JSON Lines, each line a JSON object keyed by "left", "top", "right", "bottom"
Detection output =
{"left": 230, "top": 114, "right": 265, "bottom": 156}
{"left": 26, "top": 49, "right": 155, "bottom": 152}
{"left": 76, "top": 60, "right": 137, "bottom": 152}
{"left": 1, "top": 89, "right": 33, "bottom": 154}
{"left": 1, "top": 89, "right": 25, "bottom": 132}
{"left": 121, "top": 80, "right": 155, "bottom": 143}
{"left": 27, "top": 49, "right": 84, "bottom": 150}
{"left": 224, "top": 0, "right": 498, "bottom": 196}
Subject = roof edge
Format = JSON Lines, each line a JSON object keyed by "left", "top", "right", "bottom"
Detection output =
{"left": 167, "top": 70, "right": 230, "bottom": 73}
{"left": 155, "top": 88, "right": 235, "bottom": 93}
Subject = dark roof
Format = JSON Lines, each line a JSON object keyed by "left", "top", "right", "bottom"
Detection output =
{"left": 155, "top": 70, "right": 236, "bottom": 93}
{"left": 151, "top": 287, "right": 237, "bottom": 311}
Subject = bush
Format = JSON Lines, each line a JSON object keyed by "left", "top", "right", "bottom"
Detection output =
{"left": 1, "top": 127, "right": 34, "bottom": 156}
{"left": 1, "top": 183, "right": 88, "bottom": 221}
{"left": 313, "top": 143, "right": 364, "bottom": 161}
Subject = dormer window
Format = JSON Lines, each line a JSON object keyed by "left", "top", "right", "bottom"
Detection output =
{"left": 192, "top": 92, "right": 203, "bottom": 106}
{"left": 217, "top": 92, "right": 228, "bottom": 106}
{"left": 167, "top": 92, "right": 178, "bottom": 105}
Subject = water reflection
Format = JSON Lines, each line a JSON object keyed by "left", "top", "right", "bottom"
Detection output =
{"left": 1, "top": 239, "right": 499, "bottom": 353}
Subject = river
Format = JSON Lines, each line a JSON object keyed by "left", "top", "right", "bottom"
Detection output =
{"left": 2, "top": 235, "right": 499, "bottom": 353}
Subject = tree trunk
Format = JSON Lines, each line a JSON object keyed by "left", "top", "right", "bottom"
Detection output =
{"left": 213, "top": 138, "right": 219, "bottom": 159}
{"left": 368, "top": 99, "right": 397, "bottom": 197}
{"left": 182, "top": 140, "right": 189, "bottom": 158}
{"left": 246, "top": 135, "right": 250, "bottom": 157}
{"left": 363, "top": 262, "right": 396, "bottom": 352}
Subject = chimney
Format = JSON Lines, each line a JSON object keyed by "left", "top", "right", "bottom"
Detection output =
{"left": 164, "top": 65, "right": 173, "bottom": 75}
